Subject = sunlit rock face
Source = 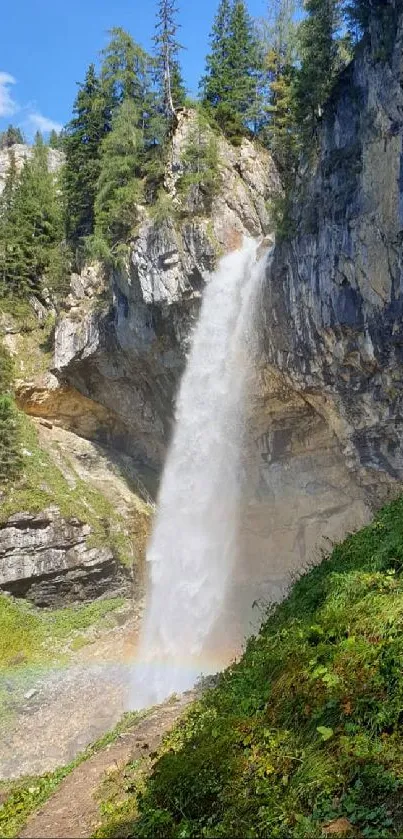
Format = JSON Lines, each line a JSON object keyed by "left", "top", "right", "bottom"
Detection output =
{"left": 0, "top": 509, "right": 131, "bottom": 607}
{"left": 53, "top": 112, "right": 280, "bottom": 470}
{"left": 0, "top": 144, "right": 64, "bottom": 195}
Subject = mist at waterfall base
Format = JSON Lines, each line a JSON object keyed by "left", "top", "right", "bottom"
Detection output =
{"left": 130, "top": 239, "right": 266, "bottom": 709}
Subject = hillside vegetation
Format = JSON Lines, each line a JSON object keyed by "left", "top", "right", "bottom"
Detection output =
{"left": 96, "top": 497, "right": 403, "bottom": 839}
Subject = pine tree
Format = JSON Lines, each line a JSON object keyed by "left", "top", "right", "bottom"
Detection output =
{"left": 49, "top": 129, "right": 61, "bottom": 149}
{"left": 201, "top": 0, "right": 232, "bottom": 109}
{"left": 0, "top": 343, "right": 22, "bottom": 484}
{"left": 202, "top": 0, "right": 263, "bottom": 139}
{"left": 0, "top": 134, "right": 64, "bottom": 296}
{"left": 178, "top": 110, "right": 220, "bottom": 210}
{"left": 261, "top": 0, "right": 299, "bottom": 185}
{"left": 0, "top": 395, "right": 23, "bottom": 484}
{"left": 94, "top": 99, "right": 144, "bottom": 247}
{"left": 101, "top": 28, "right": 153, "bottom": 116}
{"left": 345, "top": 0, "right": 399, "bottom": 47}
{"left": 64, "top": 64, "right": 110, "bottom": 245}
{"left": 0, "top": 125, "right": 24, "bottom": 149}
{"left": 153, "top": 0, "right": 186, "bottom": 120}
{"left": 294, "top": 0, "right": 344, "bottom": 141}
{"left": 228, "top": 1, "right": 262, "bottom": 127}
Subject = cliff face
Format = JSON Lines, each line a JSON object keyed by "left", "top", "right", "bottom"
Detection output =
{"left": 7, "top": 25, "right": 403, "bottom": 615}
{"left": 263, "top": 13, "right": 403, "bottom": 504}
{"left": 52, "top": 113, "right": 280, "bottom": 469}
{"left": 0, "top": 144, "right": 64, "bottom": 194}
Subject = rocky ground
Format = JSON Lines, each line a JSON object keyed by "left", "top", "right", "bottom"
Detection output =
{"left": 0, "top": 612, "right": 142, "bottom": 780}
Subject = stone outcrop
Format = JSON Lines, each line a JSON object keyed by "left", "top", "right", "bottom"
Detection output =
{"left": 0, "top": 509, "right": 131, "bottom": 607}
{"left": 0, "top": 144, "right": 64, "bottom": 194}
{"left": 262, "top": 11, "right": 403, "bottom": 506}
{"left": 53, "top": 116, "right": 280, "bottom": 468}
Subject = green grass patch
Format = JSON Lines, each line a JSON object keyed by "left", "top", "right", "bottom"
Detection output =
{"left": 99, "top": 496, "right": 403, "bottom": 838}
{"left": 0, "top": 709, "right": 149, "bottom": 839}
{"left": 0, "top": 594, "right": 125, "bottom": 669}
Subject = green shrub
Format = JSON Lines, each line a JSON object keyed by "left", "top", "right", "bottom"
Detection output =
{"left": 0, "top": 396, "right": 22, "bottom": 484}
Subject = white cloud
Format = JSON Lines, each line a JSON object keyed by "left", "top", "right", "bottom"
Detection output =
{"left": 0, "top": 73, "right": 62, "bottom": 137}
{"left": 0, "top": 71, "right": 18, "bottom": 117}
{"left": 27, "top": 112, "right": 63, "bottom": 134}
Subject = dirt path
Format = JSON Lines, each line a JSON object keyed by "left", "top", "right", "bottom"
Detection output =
{"left": 0, "top": 615, "right": 142, "bottom": 779}
{"left": 19, "top": 693, "right": 193, "bottom": 839}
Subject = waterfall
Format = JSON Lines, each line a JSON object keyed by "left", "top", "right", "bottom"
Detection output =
{"left": 131, "top": 238, "right": 265, "bottom": 708}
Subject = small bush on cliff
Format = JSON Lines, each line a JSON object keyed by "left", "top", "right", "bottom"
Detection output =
{"left": 104, "top": 496, "right": 403, "bottom": 839}
{"left": 0, "top": 397, "right": 23, "bottom": 484}
{"left": 177, "top": 112, "right": 221, "bottom": 213}
{"left": 0, "top": 345, "right": 22, "bottom": 484}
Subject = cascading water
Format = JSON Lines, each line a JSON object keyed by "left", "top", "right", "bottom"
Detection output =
{"left": 131, "top": 238, "right": 266, "bottom": 708}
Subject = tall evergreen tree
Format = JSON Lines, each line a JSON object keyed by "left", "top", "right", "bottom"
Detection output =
{"left": 0, "top": 344, "right": 22, "bottom": 485}
{"left": 153, "top": 0, "right": 186, "bottom": 120}
{"left": 261, "top": 0, "right": 299, "bottom": 184}
{"left": 294, "top": 0, "right": 344, "bottom": 140}
{"left": 228, "top": 1, "right": 262, "bottom": 125}
{"left": 64, "top": 64, "right": 109, "bottom": 245}
{"left": 0, "top": 133, "right": 64, "bottom": 296}
{"left": 0, "top": 125, "right": 24, "bottom": 149}
{"left": 101, "top": 28, "right": 153, "bottom": 115}
{"left": 48, "top": 129, "right": 62, "bottom": 149}
{"left": 202, "top": 0, "right": 262, "bottom": 138}
{"left": 345, "top": 0, "right": 399, "bottom": 44}
{"left": 0, "top": 395, "right": 22, "bottom": 484}
{"left": 201, "top": 0, "right": 232, "bottom": 108}
{"left": 94, "top": 99, "right": 144, "bottom": 246}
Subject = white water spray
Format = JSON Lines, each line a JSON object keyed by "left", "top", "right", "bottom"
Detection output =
{"left": 132, "top": 239, "right": 265, "bottom": 708}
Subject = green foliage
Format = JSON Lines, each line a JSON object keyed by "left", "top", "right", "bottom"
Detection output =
{"left": 177, "top": 112, "right": 220, "bottom": 211}
{"left": 0, "top": 396, "right": 22, "bottom": 484}
{"left": 48, "top": 129, "right": 62, "bottom": 150}
{"left": 202, "top": 0, "right": 263, "bottom": 141}
{"left": 101, "top": 28, "right": 153, "bottom": 113}
{"left": 294, "top": 0, "right": 347, "bottom": 143}
{"left": 94, "top": 99, "right": 144, "bottom": 246}
{"left": 149, "top": 189, "right": 177, "bottom": 226}
{"left": 0, "top": 594, "right": 124, "bottom": 669}
{"left": 0, "top": 135, "right": 67, "bottom": 298}
{"left": 105, "top": 496, "right": 403, "bottom": 839}
{"left": 258, "top": 0, "right": 300, "bottom": 188}
{"left": 64, "top": 64, "right": 110, "bottom": 245}
{"left": 0, "top": 343, "right": 14, "bottom": 394}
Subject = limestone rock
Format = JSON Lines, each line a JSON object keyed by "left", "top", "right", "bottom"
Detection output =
{"left": 0, "top": 508, "right": 131, "bottom": 607}
{"left": 0, "top": 144, "right": 64, "bottom": 194}
{"left": 52, "top": 114, "right": 280, "bottom": 469}
{"left": 263, "top": 10, "right": 403, "bottom": 503}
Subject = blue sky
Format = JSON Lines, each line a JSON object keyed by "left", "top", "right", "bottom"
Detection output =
{"left": 0, "top": 0, "right": 268, "bottom": 140}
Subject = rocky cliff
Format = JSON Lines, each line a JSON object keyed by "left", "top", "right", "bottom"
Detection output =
{"left": 0, "top": 144, "right": 64, "bottom": 194}
{"left": 52, "top": 112, "right": 280, "bottom": 469}
{"left": 1, "top": 118, "right": 279, "bottom": 605}
{"left": 263, "top": 11, "right": 403, "bottom": 506}
{"left": 6, "top": 23, "right": 403, "bottom": 617}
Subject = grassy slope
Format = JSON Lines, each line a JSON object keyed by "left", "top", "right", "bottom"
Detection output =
{"left": 0, "top": 594, "right": 125, "bottom": 669}
{"left": 98, "top": 497, "right": 403, "bottom": 839}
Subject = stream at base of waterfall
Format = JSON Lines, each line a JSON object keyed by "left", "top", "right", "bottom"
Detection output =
{"left": 131, "top": 239, "right": 266, "bottom": 708}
